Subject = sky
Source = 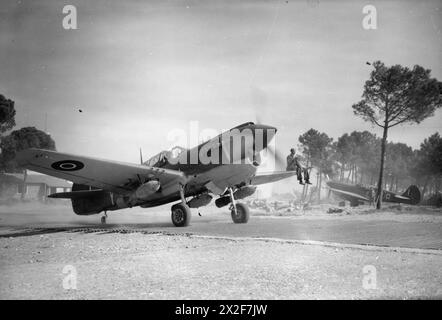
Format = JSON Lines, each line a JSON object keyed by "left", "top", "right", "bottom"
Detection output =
{"left": 1, "top": 0, "right": 441, "bottom": 163}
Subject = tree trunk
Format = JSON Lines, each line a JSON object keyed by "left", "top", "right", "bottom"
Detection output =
{"left": 21, "top": 169, "right": 27, "bottom": 200}
{"left": 353, "top": 165, "right": 357, "bottom": 184}
{"left": 376, "top": 126, "right": 389, "bottom": 209}
{"left": 352, "top": 164, "right": 356, "bottom": 184}
{"left": 390, "top": 175, "right": 395, "bottom": 191}
{"left": 318, "top": 169, "right": 322, "bottom": 203}
{"left": 436, "top": 176, "right": 441, "bottom": 193}
{"left": 351, "top": 165, "right": 354, "bottom": 184}
{"left": 421, "top": 176, "right": 430, "bottom": 200}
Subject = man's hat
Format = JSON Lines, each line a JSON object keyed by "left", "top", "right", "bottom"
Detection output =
{"left": 290, "top": 148, "right": 295, "bottom": 152}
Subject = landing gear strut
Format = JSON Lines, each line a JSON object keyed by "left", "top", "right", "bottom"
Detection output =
{"left": 228, "top": 187, "right": 250, "bottom": 224}
{"left": 170, "top": 183, "right": 192, "bottom": 227}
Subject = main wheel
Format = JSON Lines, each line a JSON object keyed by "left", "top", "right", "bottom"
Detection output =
{"left": 231, "top": 203, "right": 250, "bottom": 224}
{"left": 171, "top": 203, "right": 191, "bottom": 227}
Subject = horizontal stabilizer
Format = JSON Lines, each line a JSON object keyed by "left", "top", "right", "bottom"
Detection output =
{"left": 249, "top": 170, "right": 297, "bottom": 186}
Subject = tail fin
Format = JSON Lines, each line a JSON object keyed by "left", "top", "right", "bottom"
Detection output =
{"left": 402, "top": 185, "right": 421, "bottom": 205}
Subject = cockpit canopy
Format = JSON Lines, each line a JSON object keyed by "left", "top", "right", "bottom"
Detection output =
{"left": 144, "top": 146, "right": 187, "bottom": 167}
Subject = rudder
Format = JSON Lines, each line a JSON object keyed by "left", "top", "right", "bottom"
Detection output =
{"left": 402, "top": 185, "right": 421, "bottom": 205}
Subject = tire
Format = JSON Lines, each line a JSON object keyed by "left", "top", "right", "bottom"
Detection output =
{"left": 231, "top": 203, "right": 250, "bottom": 224}
{"left": 171, "top": 203, "right": 191, "bottom": 227}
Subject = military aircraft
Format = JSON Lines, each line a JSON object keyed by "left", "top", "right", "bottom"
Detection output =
{"left": 16, "top": 122, "right": 296, "bottom": 226}
{"left": 326, "top": 181, "right": 421, "bottom": 207}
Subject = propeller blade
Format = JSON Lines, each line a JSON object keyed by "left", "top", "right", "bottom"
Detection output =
{"left": 264, "top": 144, "right": 287, "bottom": 171}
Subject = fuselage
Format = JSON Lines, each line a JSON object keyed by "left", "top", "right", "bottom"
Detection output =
{"left": 117, "top": 122, "right": 278, "bottom": 209}
{"left": 327, "top": 181, "right": 421, "bottom": 206}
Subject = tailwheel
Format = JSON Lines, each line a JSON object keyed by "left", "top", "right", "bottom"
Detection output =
{"left": 171, "top": 203, "right": 191, "bottom": 227}
{"left": 231, "top": 202, "right": 250, "bottom": 224}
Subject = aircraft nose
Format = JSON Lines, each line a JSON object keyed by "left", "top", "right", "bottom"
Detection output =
{"left": 250, "top": 123, "right": 277, "bottom": 150}
{"left": 253, "top": 123, "right": 277, "bottom": 133}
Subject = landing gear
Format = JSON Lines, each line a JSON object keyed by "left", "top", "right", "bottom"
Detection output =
{"left": 171, "top": 203, "right": 191, "bottom": 227}
{"left": 101, "top": 212, "right": 107, "bottom": 224}
{"left": 170, "top": 183, "right": 192, "bottom": 227}
{"left": 230, "top": 202, "right": 250, "bottom": 224}
{"left": 227, "top": 187, "right": 249, "bottom": 224}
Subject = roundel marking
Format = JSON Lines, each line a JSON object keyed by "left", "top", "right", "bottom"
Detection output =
{"left": 51, "top": 160, "right": 85, "bottom": 171}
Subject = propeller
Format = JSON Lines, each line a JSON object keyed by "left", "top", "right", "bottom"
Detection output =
{"left": 251, "top": 90, "right": 286, "bottom": 171}
{"left": 265, "top": 143, "right": 287, "bottom": 171}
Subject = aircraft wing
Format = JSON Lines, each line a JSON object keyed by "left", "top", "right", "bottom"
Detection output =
{"left": 248, "top": 170, "right": 298, "bottom": 186}
{"left": 328, "top": 188, "right": 370, "bottom": 201}
{"left": 16, "top": 149, "right": 185, "bottom": 194}
{"left": 393, "top": 195, "right": 409, "bottom": 200}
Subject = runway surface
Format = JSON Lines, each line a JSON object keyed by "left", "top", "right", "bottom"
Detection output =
{"left": 1, "top": 203, "right": 441, "bottom": 299}
{"left": 1, "top": 203, "right": 441, "bottom": 250}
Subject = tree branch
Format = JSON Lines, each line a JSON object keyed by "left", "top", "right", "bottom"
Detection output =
{"left": 372, "top": 118, "right": 384, "bottom": 128}
{"left": 388, "top": 115, "right": 414, "bottom": 128}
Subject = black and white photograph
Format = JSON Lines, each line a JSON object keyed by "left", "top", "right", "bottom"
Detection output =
{"left": 0, "top": 0, "right": 441, "bottom": 305}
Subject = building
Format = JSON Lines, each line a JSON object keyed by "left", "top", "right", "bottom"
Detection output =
{"left": 0, "top": 172, "right": 72, "bottom": 201}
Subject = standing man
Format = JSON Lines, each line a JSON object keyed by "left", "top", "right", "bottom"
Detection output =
{"left": 286, "top": 148, "right": 311, "bottom": 185}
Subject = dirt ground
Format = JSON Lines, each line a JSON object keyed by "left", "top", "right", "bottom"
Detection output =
{"left": 0, "top": 202, "right": 441, "bottom": 299}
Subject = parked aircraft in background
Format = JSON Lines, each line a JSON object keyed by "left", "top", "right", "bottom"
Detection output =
{"left": 327, "top": 181, "right": 421, "bottom": 207}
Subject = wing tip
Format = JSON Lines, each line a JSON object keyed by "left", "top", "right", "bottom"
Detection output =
{"left": 15, "top": 148, "right": 50, "bottom": 166}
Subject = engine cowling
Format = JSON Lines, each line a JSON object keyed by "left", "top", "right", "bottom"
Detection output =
{"left": 134, "top": 180, "right": 161, "bottom": 200}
